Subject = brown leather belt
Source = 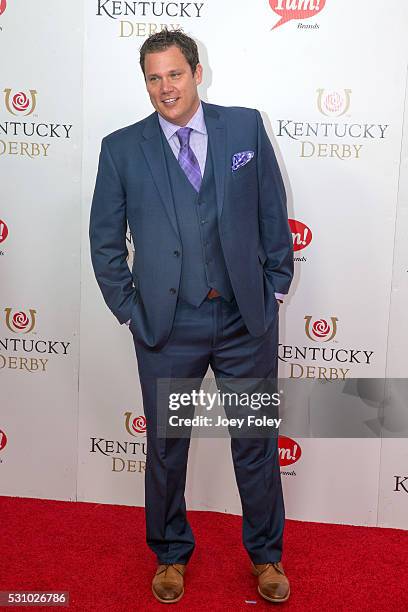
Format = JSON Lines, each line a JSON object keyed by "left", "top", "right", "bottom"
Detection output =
{"left": 207, "top": 288, "right": 221, "bottom": 299}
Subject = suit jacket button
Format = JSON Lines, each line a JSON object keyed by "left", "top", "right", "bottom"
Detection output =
{"left": 173, "top": 250, "right": 180, "bottom": 257}
{"left": 169, "top": 288, "right": 176, "bottom": 294}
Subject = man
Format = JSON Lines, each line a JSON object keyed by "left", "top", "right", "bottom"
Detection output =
{"left": 90, "top": 29, "right": 293, "bottom": 604}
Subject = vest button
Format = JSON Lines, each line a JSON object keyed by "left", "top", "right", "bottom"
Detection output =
{"left": 169, "top": 288, "right": 176, "bottom": 295}
{"left": 173, "top": 250, "right": 180, "bottom": 257}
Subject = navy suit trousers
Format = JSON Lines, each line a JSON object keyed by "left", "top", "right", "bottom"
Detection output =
{"left": 132, "top": 295, "right": 284, "bottom": 565}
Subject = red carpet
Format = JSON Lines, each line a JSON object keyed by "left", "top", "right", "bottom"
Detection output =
{"left": 1, "top": 496, "right": 407, "bottom": 611}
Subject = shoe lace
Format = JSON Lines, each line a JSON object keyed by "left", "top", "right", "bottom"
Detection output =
{"left": 161, "top": 564, "right": 184, "bottom": 578}
{"left": 258, "top": 562, "right": 284, "bottom": 576}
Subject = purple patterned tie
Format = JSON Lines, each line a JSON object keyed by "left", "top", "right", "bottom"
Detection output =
{"left": 176, "top": 127, "right": 202, "bottom": 192}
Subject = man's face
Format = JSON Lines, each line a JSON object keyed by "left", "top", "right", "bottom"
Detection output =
{"left": 144, "top": 45, "right": 202, "bottom": 126}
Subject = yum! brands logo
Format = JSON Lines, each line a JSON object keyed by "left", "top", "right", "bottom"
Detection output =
{"left": 4, "top": 89, "right": 37, "bottom": 116}
{"left": 0, "top": 429, "right": 7, "bottom": 452}
{"left": 5, "top": 308, "right": 37, "bottom": 333}
{"left": 288, "top": 219, "right": 312, "bottom": 262}
{"left": 0, "top": 219, "right": 8, "bottom": 244}
{"left": 0, "top": 0, "right": 6, "bottom": 16}
{"left": 305, "top": 315, "right": 338, "bottom": 342}
{"left": 279, "top": 436, "right": 301, "bottom": 468}
{"left": 270, "top": 0, "right": 326, "bottom": 30}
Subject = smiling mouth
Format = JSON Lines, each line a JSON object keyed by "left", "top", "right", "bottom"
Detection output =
{"left": 162, "top": 97, "right": 179, "bottom": 105}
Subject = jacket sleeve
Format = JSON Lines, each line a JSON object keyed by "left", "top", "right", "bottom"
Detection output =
{"left": 256, "top": 110, "right": 294, "bottom": 295}
{"left": 89, "top": 137, "right": 137, "bottom": 324}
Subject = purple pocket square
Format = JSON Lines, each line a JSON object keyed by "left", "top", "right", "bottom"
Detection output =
{"left": 232, "top": 151, "right": 255, "bottom": 172}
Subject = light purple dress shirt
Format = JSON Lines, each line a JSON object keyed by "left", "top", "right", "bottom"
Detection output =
{"left": 158, "top": 102, "right": 208, "bottom": 175}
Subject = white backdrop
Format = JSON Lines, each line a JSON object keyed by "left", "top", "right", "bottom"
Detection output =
{"left": 1, "top": 0, "right": 408, "bottom": 530}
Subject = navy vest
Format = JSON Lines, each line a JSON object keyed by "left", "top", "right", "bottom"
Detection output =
{"left": 162, "top": 132, "right": 234, "bottom": 307}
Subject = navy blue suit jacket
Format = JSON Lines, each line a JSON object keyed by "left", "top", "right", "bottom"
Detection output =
{"left": 90, "top": 101, "right": 293, "bottom": 349}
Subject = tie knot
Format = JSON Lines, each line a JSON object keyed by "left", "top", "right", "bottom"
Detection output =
{"left": 176, "top": 127, "right": 192, "bottom": 148}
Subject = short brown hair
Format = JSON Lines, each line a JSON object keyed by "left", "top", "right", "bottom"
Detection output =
{"left": 140, "top": 29, "right": 200, "bottom": 76}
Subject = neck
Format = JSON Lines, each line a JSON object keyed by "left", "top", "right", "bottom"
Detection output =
{"left": 164, "top": 98, "right": 201, "bottom": 127}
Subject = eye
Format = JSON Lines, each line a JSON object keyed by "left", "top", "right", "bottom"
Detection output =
{"left": 149, "top": 76, "right": 159, "bottom": 83}
{"left": 170, "top": 72, "right": 181, "bottom": 79}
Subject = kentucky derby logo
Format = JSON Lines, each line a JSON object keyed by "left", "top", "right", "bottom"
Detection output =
{"left": 4, "top": 308, "right": 37, "bottom": 333}
{"left": 270, "top": 0, "right": 326, "bottom": 30}
{"left": 317, "top": 89, "right": 352, "bottom": 117}
{"left": 305, "top": 315, "right": 338, "bottom": 342}
{"left": 0, "top": 219, "right": 8, "bottom": 243}
{"left": 4, "top": 88, "right": 38, "bottom": 116}
{"left": 124, "top": 411, "right": 147, "bottom": 435}
{"left": 0, "top": 0, "right": 6, "bottom": 16}
{"left": 0, "top": 429, "right": 8, "bottom": 451}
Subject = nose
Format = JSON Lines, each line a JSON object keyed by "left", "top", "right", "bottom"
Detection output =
{"left": 160, "top": 77, "right": 174, "bottom": 94}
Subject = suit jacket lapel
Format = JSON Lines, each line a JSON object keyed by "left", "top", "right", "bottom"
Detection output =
{"left": 140, "top": 113, "right": 179, "bottom": 237}
{"left": 203, "top": 102, "right": 226, "bottom": 220}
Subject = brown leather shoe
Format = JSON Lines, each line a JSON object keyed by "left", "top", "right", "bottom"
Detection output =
{"left": 252, "top": 562, "right": 290, "bottom": 603}
{"left": 152, "top": 564, "right": 186, "bottom": 604}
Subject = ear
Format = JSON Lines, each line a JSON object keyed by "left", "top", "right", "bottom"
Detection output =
{"left": 194, "top": 63, "right": 203, "bottom": 86}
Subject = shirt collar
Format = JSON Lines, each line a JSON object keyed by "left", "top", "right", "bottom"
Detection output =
{"left": 158, "top": 101, "right": 207, "bottom": 141}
